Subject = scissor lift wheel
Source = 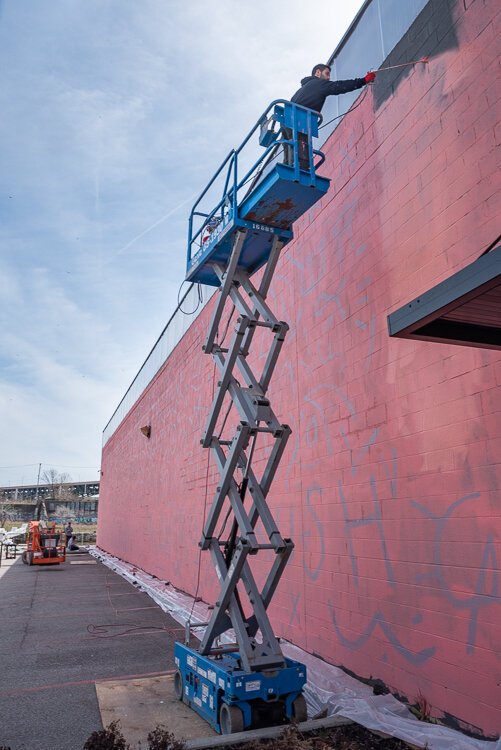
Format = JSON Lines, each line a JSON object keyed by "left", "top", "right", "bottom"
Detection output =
{"left": 174, "top": 670, "right": 183, "bottom": 701}
{"left": 22, "top": 551, "right": 33, "bottom": 566}
{"left": 292, "top": 694, "right": 308, "bottom": 722}
{"left": 220, "top": 703, "right": 244, "bottom": 734}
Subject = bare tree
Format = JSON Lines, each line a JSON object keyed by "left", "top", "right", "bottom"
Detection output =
{"left": 0, "top": 503, "right": 15, "bottom": 526}
{"left": 42, "top": 468, "right": 72, "bottom": 500}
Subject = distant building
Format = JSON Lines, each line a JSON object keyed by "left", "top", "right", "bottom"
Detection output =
{"left": 0, "top": 481, "right": 99, "bottom": 523}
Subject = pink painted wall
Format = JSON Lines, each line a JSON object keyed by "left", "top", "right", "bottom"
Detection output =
{"left": 98, "top": 0, "right": 501, "bottom": 736}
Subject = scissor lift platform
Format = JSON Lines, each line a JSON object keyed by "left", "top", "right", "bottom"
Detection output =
{"left": 240, "top": 163, "right": 330, "bottom": 228}
{"left": 186, "top": 101, "right": 330, "bottom": 287}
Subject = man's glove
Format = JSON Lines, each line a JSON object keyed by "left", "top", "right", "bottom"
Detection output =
{"left": 364, "top": 71, "right": 376, "bottom": 83}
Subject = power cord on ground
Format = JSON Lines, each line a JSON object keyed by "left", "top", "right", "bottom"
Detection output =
{"left": 86, "top": 623, "right": 185, "bottom": 639}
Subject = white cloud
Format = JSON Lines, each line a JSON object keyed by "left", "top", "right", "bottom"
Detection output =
{"left": 0, "top": 0, "right": 363, "bottom": 486}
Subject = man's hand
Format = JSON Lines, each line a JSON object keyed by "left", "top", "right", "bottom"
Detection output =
{"left": 364, "top": 71, "right": 376, "bottom": 83}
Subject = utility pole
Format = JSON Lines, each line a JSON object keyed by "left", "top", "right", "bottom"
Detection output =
{"left": 35, "top": 463, "right": 41, "bottom": 503}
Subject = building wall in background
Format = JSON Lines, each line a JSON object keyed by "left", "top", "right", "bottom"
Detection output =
{"left": 98, "top": 0, "right": 501, "bottom": 736}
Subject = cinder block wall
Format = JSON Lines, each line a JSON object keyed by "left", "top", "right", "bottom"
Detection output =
{"left": 98, "top": 0, "right": 501, "bottom": 735}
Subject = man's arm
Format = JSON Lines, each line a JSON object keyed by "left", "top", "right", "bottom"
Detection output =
{"left": 326, "top": 73, "right": 375, "bottom": 95}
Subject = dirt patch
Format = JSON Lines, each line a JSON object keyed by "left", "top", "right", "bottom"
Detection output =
{"left": 81, "top": 720, "right": 417, "bottom": 750}
{"left": 221, "top": 723, "right": 415, "bottom": 750}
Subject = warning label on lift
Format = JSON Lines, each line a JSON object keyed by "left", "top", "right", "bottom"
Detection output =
{"left": 246, "top": 680, "right": 261, "bottom": 692}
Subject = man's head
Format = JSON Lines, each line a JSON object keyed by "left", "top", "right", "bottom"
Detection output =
{"left": 312, "top": 64, "right": 331, "bottom": 80}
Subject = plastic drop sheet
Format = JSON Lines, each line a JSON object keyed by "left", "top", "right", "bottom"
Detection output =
{"left": 89, "top": 548, "right": 500, "bottom": 750}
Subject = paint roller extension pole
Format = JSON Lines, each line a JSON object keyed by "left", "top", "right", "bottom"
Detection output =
{"left": 372, "top": 57, "right": 429, "bottom": 73}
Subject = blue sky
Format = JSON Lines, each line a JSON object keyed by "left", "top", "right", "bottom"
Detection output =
{"left": 0, "top": 0, "right": 363, "bottom": 487}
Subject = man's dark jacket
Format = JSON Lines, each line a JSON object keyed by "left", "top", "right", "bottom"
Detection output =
{"left": 291, "top": 75, "right": 366, "bottom": 113}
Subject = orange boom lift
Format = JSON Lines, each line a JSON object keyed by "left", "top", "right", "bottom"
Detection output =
{"left": 22, "top": 520, "right": 66, "bottom": 566}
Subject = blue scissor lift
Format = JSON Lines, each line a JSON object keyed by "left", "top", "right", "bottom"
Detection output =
{"left": 175, "top": 101, "right": 330, "bottom": 734}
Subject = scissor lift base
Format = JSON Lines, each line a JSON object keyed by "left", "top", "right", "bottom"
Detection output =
{"left": 174, "top": 643, "right": 306, "bottom": 734}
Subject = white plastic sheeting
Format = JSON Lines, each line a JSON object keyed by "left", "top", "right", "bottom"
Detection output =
{"left": 89, "top": 548, "right": 500, "bottom": 750}
{"left": 0, "top": 523, "right": 27, "bottom": 542}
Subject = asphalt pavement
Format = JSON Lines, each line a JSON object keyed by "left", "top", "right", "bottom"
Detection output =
{"left": 0, "top": 549, "right": 181, "bottom": 750}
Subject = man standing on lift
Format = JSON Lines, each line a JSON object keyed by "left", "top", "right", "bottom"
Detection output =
{"left": 284, "top": 63, "right": 376, "bottom": 164}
